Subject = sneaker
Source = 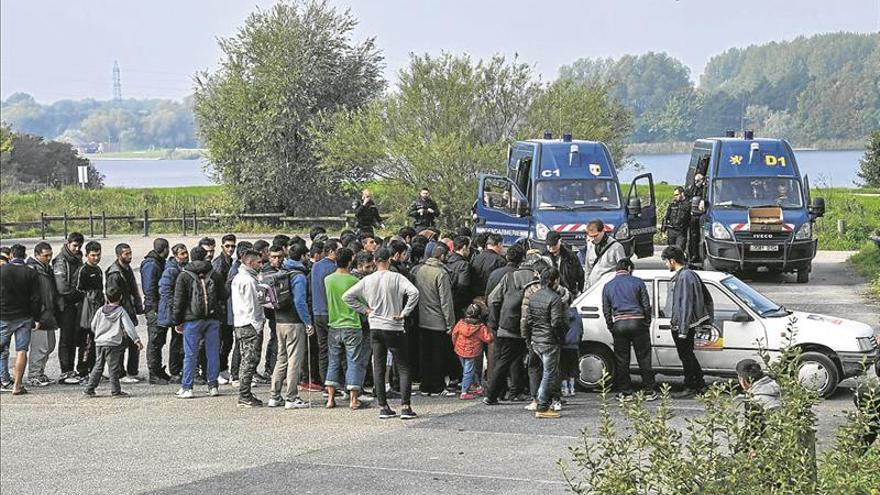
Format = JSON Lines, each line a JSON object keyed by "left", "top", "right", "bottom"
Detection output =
{"left": 644, "top": 390, "right": 659, "bottom": 402}
{"left": 36, "top": 374, "right": 53, "bottom": 387}
{"left": 174, "top": 387, "right": 184, "bottom": 396}
{"left": 285, "top": 397, "right": 310, "bottom": 409}
{"left": 459, "top": 392, "right": 477, "bottom": 400}
{"left": 508, "top": 393, "right": 530, "bottom": 402}
{"left": 148, "top": 375, "right": 169, "bottom": 385}
{"left": 299, "top": 381, "right": 323, "bottom": 392}
{"left": 207, "top": 387, "right": 220, "bottom": 397}
{"left": 359, "top": 393, "right": 375, "bottom": 402}
{"left": 419, "top": 391, "right": 438, "bottom": 397}
{"left": 28, "top": 377, "right": 44, "bottom": 388}
{"left": 0, "top": 380, "right": 12, "bottom": 392}
{"left": 482, "top": 397, "right": 500, "bottom": 406}
{"left": 536, "top": 409, "right": 561, "bottom": 419}
{"left": 218, "top": 371, "right": 231, "bottom": 385}
{"left": 617, "top": 392, "right": 635, "bottom": 403}
{"left": 177, "top": 389, "right": 194, "bottom": 399}
{"left": 230, "top": 379, "right": 240, "bottom": 387}
{"left": 400, "top": 406, "right": 418, "bottom": 420}
{"left": 62, "top": 373, "right": 83, "bottom": 385}
{"left": 120, "top": 375, "right": 140, "bottom": 384}
{"left": 237, "top": 396, "right": 263, "bottom": 408}
{"left": 111, "top": 391, "right": 130, "bottom": 398}
{"left": 524, "top": 401, "right": 538, "bottom": 411}
{"left": 268, "top": 397, "right": 285, "bottom": 408}
{"left": 443, "top": 389, "right": 459, "bottom": 397}
{"left": 470, "top": 386, "right": 485, "bottom": 396}
{"left": 551, "top": 399, "right": 563, "bottom": 412}
{"left": 378, "top": 405, "right": 398, "bottom": 419}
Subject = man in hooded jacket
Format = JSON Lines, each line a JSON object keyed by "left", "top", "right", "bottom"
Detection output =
{"left": 141, "top": 238, "right": 169, "bottom": 384}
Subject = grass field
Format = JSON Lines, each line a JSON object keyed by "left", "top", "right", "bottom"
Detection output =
{"left": 1, "top": 183, "right": 878, "bottom": 250}
{"left": 850, "top": 241, "right": 880, "bottom": 300}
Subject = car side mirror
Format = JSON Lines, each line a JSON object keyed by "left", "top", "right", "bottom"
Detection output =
{"left": 627, "top": 197, "right": 642, "bottom": 217}
{"left": 810, "top": 197, "right": 825, "bottom": 219}
{"left": 732, "top": 310, "right": 753, "bottom": 323}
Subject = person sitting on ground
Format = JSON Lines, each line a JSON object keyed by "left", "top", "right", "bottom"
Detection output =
{"left": 736, "top": 359, "right": 780, "bottom": 445}
{"left": 83, "top": 291, "right": 144, "bottom": 398}
{"left": 450, "top": 303, "right": 493, "bottom": 400}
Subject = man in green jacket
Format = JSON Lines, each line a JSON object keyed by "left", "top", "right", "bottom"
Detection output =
{"left": 412, "top": 244, "right": 455, "bottom": 395}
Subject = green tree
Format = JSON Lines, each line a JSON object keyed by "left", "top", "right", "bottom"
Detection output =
{"left": 0, "top": 129, "right": 103, "bottom": 192}
{"left": 315, "top": 53, "right": 539, "bottom": 228}
{"left": 857, "top": 130, "right": 880, "bottom": 187}
{"left": 524, "top": 78, "right": 633, "bottom": 167}
{"left": 193, "top": 0, "right": 384, "bottom": 215}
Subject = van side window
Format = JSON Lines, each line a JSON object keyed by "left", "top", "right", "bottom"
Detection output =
{"left": 483, "top": 177, "right": 524, "bottom": 216}
{"left": 686, "top": 147, "right": 712, "bottom": 187}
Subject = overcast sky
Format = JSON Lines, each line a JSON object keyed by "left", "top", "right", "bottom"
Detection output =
{"left": 2, "top": 0, "right": 877, "bottom": 103}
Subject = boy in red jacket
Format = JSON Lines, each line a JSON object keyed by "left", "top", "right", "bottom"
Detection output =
{"left": 451, "top": 304, "right": 493, "bottom": 400}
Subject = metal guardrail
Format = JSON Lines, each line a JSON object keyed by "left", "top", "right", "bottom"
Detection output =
{"left": 0, "top": 210, "right": 355, "bottom": 239}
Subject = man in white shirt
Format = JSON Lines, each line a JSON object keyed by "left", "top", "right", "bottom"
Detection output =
{"left": 231, "top": 249, "right": 265, "bottom": 407}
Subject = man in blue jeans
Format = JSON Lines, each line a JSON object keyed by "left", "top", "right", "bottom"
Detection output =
{"left": 323, "top": 248, "right": 367, "bottom": 409}
{"left": 0, "top": 244, "right": 42, "bottom": 395}
{"left": 522, "top": 267, "right": 568, "bottom": 419}
{"left": 171, "top": 246, "right": 225, "bottom": 399}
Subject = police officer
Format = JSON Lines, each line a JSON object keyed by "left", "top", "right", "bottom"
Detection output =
{"left": 408, "top": 188, "right": 440, "bottom": 230}
{"left": 685, "top": 172, "right": 707, "bottom": 263}
{"left": 661, "top": 187, "right": 690, "bottom": 252}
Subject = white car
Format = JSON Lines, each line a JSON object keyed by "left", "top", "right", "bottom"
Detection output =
{"left": 574, "top": 269, "right": 878, "bottom": 397}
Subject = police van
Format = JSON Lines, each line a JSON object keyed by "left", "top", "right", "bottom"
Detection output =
{"left": 686, "top": 131, "right": 825, "bottom": 282}
{"left": 473, "top": 133, "right": 657, "bottom": 256}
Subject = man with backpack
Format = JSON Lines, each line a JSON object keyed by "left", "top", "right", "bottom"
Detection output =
{"left": 264, "top": 244, "right": 312, "bottom": 409}
{"left": 172, "top": 246, "right": 225, "bottom": 399}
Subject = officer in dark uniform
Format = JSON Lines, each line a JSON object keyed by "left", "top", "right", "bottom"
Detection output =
{"left": 685, "top": 172, "right": 707, "bottom": 263}
{"left": 661, "top": 187, "right": 690, "bottom": 251}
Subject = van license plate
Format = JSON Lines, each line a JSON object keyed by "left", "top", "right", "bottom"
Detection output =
{"left": 749, "top": 245, "right": 779, "bottom": 252}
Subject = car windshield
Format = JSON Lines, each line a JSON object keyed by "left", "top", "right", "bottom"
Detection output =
{"left": 536, "top": 179, "right": 621, "bottom": 210}
{"left": 721, "top": 276, "right": 786, "bottom": 316}
{"left": 712, "top": 177, "right": 803, "bottom": 208}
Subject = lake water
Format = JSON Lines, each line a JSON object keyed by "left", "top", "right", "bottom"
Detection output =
{"left": 92, "top": 149, "right": 865, "bottom": 189}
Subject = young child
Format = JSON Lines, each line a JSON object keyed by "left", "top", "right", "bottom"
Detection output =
{"left": 450, "top": 303, "right": 493, "bottom": 400}
{"left": 83, "top": 290, "right": 143, "bottom": 398}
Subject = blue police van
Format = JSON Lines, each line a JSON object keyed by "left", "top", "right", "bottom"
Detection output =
{"left": 687, "top": 131, "right": 825, "bottom": 283}
{"left": 473, "top": 133, "right": 657, "bottom": 257}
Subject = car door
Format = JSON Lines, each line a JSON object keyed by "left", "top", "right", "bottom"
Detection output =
{"left": 626, "top": 173, "right": 657, "bottom": 258}
{"left": 654, "top": 278, "right": 766, "bottom": 374}
{"left": 474, "top": 174, "right": 531, "bottom": 245}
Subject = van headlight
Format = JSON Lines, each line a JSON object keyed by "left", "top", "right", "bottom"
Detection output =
{"left": 794, "top": 222, "right": 812, "bottom": 240}
{"left": 614, "top": 222, "right": 629, "bottom": 239}
{"left": 712, "top": 222, "right": 732, "bottom": 240}
{"left": 535, "top": 223, "right": 549, "bottom": 240}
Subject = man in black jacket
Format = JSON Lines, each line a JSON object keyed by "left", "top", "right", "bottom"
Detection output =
{"left": 52, "top": 232, "right": 84, "bottom": 384}
{"left": 446, "top": 236, "right": 472, "bottom": 318}
{"left": 354, "top": 189, "right": 383, "bottom": 232}
{"left": 0, "top": 244, "right": 42, "bottom": 395}
{"left": 408, "top": 188, "right": 440, "bottom": 230}
{"left": 141, "top": 238, "right": 170, "bottom": 384}
{"left": 105, "top": 243, "right": 144, "bottom": 382}
{"left": 26, "top": 242, "right": 59, "bottom": 387}
{"left": 661, "top": 187, "right": 690, "bottom": 251}
{"left": 543, "top": 231, "right": 585, "bottom": 297}
{"left": 172, "top": 246, "right": 226, "bottom": 398}
{"left": 213, "top": 234, "right": 236, "bottom": 383}
{"left": 470, "top": 233, "right": 506, "bottom": 301}
{"left": 76, "top": 241, "right": 104, "bottom": 381}
{"left": 523, "top": 267, "right": 568, "bottom": 419}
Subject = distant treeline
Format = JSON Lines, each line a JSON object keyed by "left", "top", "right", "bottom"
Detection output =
{"left": 1, "top": 32, "right": 876, "bottom": 150}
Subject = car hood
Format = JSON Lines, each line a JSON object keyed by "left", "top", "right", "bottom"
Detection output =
{"left": 767, "top": 311, "right": 875, "bottom": 351}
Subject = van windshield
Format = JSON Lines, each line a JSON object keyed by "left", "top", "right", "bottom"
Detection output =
{"left": 712, "top": 177, "right": 803, "bottom": 208}
{"left": 536, "top": 179, "right": 621, "bottom": 210}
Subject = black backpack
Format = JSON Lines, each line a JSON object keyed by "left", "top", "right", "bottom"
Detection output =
{"left": 260, "top": 269, "right": 293, "bottom": 310}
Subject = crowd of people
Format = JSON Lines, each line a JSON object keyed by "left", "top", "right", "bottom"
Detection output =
{"left": 0, "top": 187, "right": 736, "bottom": 420}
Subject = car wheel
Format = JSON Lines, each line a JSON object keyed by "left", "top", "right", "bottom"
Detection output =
{"left": 797, "top": 351, "right": 839, "bottom": 398}
{"left": 796, "top": 265, "right": 811, "bottom": 284}
{"left": 576, "top": 344, "right": 615, "bottom": 392}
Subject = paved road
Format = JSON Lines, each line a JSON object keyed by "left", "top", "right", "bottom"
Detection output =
{"left": 1, "top": 237, "right": 878, "bottom": 494}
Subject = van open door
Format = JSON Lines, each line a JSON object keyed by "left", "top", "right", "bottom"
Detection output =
{"left": 626, "top": 173, "right": 657, "bottom": 258}
{"left": 474, "top": 174, "right": 531, "bottom": 245}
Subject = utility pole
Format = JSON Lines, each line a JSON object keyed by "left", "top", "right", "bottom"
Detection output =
{"left": 112, "top": 60, "right": 122, "bottom": 104}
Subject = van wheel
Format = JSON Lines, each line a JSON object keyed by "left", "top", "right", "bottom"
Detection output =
{"left": 796, "top": 265, "right": 811, "bottom": 284}
{"left": 576, "top": 344, "right": 615, "bottom": 392}
{"left": 797, "top": 351, "right": 839, "bottom": 398}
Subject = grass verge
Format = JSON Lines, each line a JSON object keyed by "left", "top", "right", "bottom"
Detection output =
{"left": 849, "top": 241, "right": 880, "bottom": 301}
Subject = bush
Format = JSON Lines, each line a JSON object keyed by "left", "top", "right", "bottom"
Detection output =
{"left": 560, "top": 319, "right": 880, "bottom": 494}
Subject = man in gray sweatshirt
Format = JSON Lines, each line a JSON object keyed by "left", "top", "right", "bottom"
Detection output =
{"left": 343, "top": 247, "right": 420, "bottom": 420}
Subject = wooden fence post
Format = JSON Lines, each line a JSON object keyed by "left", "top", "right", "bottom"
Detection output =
{"left": 40, "top": 212, "right": 46, "bottom": 240}
{"left": 89, "top": 210, "right": 95, "bottom": 238}
{"left": 144, "top": 209, "right": 149, "bottom": 237}
{"left": 101, "top": 211, "right": 107, "bottom": 238}
{"left": 63, "top": 212, "right": 69, "bottom": 240}
{"left": 193, "top": 209, "right": 199, "bottom": 236}
{"left": 182, "top": 209, "right": 187, "bottom": 236}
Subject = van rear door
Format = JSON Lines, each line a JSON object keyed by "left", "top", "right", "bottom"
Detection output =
{"left": 626, "top": 173, "right": 657, "bottom": 258}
